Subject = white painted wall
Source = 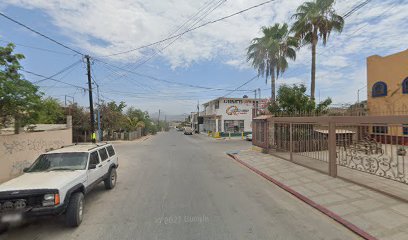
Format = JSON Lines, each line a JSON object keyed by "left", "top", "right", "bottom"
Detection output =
{"left": 203, "top": 98, "right": 257, "bottom": 132}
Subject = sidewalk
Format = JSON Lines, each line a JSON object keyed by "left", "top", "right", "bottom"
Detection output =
{"left": 229, "top": 150, "right": 408, "bottom": 240}
{"left": 109, "top": 135, "right": 151, "bottom": 144}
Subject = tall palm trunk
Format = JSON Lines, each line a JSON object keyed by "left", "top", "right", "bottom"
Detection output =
{"left": 271, "top": 67, "right": 276, "bottom": 103}
{"left": 310, "top": 30, "right": 318, "bottom": 101}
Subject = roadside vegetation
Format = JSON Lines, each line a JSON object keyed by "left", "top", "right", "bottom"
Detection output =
{"left": 268, "top": 84, "right": 332, "bottom": 116}
{"left": 0, "top": 43, "right": 160, "bottom": 139}
{"left": 1, "top": 0, "right": 347, "bottom": 135}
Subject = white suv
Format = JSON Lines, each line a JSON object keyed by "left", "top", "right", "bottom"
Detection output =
{"left": 0, "top": 143, "right": 119, "bottom": 229}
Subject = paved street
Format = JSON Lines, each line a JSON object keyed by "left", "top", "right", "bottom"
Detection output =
{"left": 1, "top": 131, "right": 359, "bottom": 240}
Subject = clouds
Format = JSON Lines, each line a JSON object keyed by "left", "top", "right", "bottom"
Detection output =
{"left": 1, "top": 0, "right": 407, "bottom": 112}
{"left": 4, "top": 0, "right": 406, "bottom": 69}
{"left": 2, "top": 0, "right": 306, "bottom": 67}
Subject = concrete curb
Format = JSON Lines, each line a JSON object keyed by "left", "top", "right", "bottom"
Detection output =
{"left": 226, "top": 153, "right": 378, "bottom": 240}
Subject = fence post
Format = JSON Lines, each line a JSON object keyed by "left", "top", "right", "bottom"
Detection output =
{"left": 328, "top": 121, "right": 337, "bottom": 177}
{"left": 289, "top": 123, "right": 293, "bottom": 161}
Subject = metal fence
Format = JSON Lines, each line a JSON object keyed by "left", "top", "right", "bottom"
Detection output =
{"left": 254, "top": 115, "right": 408, "bottom": 184}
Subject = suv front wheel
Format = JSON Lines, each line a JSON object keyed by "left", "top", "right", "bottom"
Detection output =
{"left": 104, "top": 168, "right": 117, "bottom": 190}
{"left": 65, "top": 192, "right": 84, "bottom": 227}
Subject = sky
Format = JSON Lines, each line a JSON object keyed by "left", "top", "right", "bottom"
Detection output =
{"left": 0, "top": 0, "right": 407, "bottom": 117}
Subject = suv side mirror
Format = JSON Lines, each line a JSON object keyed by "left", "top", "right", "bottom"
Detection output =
{"left": 88, "top": 164, "right": 97, "bottom": 170}
{"left": 23, "top": 168, "right": 29, "bottom": 173}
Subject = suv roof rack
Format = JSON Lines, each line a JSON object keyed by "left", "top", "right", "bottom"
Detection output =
{"left": 88, "top": 142, "right": 109, "bottom": 151}
{"left": 60, "top": 144, "right": 77, "bottom": 149}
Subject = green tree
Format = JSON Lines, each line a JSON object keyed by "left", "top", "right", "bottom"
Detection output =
{"left": 247, "top": 23, "right": 298, "bottom": 102}
{"left": 268, "top": 84, "right": 332, "bottom": 115}
{"left": 126, "top": 116, "right": 145, "bottom": 131}
{"left": 291, "top": 0, "right": 344, "bottom": 100}
{"left": 0, "top": 43, "right": 43, "bottom": 133}
{"left": 37, "top": 97, "right": 64, "bottom": 124}
{"left": 68, "top": 103, "right": 90, "bottom": 142}
{"left": 125, "top": 107, "right": 163, "bottom": 134}
{"left": 100, "top": 101, "right": 127, "bottom": 139}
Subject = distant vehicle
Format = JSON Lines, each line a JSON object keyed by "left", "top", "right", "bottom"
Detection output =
{"left": 184, "top": 127, "right": 193, "bottom": 135}
{"left": 177, "top": 127, "right": 184, "bottom": 132}
{"left": 0, "top": 143, "right": 119, "bottom": 229}
{"left": 246, "top": 133, "right": 252, "bottom": 141}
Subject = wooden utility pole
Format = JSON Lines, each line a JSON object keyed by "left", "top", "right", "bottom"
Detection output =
{"left": 86, "top": 55, "right": 96, "bottom": 143}
{"left": 197, "top": 100, "right": 200, "bottom": 133}
{"left": 158, "top": 109, "right": 161, "bottom": 131}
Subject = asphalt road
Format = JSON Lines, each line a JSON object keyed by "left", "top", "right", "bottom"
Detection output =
{"left": 1, "top": 130, "right": 359, "bottom": 240}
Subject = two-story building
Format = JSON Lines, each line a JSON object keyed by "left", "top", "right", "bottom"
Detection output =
{"left": 367, "top": 48, "right": 408, "bottom": 141}
{"left": 201, "top": 97, "right": 259, "bottom": 134}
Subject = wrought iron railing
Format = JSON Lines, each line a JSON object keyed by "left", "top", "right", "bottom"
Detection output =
{"left": 260, "top": 116, "right": 408, "bottom": 183}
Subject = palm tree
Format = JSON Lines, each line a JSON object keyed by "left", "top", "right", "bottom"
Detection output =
{"left": 291, "top": 0, "right": 344, "bottom": 100}
{"left": 247, "top": 23, "right": 297, "bottom": 102}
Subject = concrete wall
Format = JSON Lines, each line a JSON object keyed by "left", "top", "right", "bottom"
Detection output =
{"left": 0, "top": 129, "right": 72, "bottom": 183}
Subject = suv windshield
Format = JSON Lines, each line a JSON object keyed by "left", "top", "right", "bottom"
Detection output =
{"left": 27, "top": 153, "right": 88, "bottom": 172}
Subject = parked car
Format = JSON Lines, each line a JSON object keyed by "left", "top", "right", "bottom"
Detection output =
{"left": 0, "top": 143, "right": 119, "bottom": 229}
{"left": 184, "top": 127, "right": 193, "bottom": 135}
{"left": 246, "top": 133, "right": 252, "bottom": 141}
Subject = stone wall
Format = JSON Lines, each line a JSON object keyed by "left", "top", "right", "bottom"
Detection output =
{"left": 0, "top": 128, "right": 72, "bottom": 183}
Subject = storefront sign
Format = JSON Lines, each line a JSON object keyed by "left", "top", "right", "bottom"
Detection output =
{"left": 226, "top": 105, "right": 249, "bottom": 115}
{"left": 223, "top": 99, "right": 254, "bottom": 105}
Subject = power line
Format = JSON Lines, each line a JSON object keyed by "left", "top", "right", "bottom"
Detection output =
{"left": 97, "top": 0, "right": 227, "bottom": 84}
{"left": 94, "top": 59, "right": 253, "bottom": 92}
{"left": 37, "top": 63, "right": 80, "bottom": 91}
{"left": 343, "top": 0, "right": 372, "bottom": 19}
{"left": 0, "top": 39, "right": 75, "bottom": 56}
{"left": 223, "top": 75, "right": 258, "bottom": 97}
{"left": 21, "top": 69, "right": 88, "bottom": 90}
{"left": 272, "top": 0, "right": 376, "bottom": 80}
{"left": 32, "top": 60, "right": 82, "bottom": 84}
{"left": 100, "top": 0, "right": 276, "bottom": 57}
{"left": 131, "top": 0, "right": 227, "bottom": 70}
{"left": 96, "top": 62, "right": 156, "bottom": 92}
{"left": 0, "top": 11, "right": 84, "bottom": 56}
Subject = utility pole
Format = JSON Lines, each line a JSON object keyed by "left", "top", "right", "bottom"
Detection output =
{"left": 254, "top": 89, "right": 257, "bottom": 99}
{"left": 158, "top": 109, "right": 161, "bottom": 131}
{"left": 85, "top": 55, "right": 96, "bottom": 143}
{"left": 197, "top": 100, "right": 200, "bottom": 133}
{"left": 357, "top": 85, "right": 367, "bottom": 105}
{"left": 95, "top": 82, "right": 102, "bottom": 142}
{"left": 258, "top": 88, "right": 261, "bottom": 99}
{"left": 64, "top": 95, "right": 74, "bottom": 115}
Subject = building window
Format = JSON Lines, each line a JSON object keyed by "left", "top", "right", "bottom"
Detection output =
{"left": 403, "top": 125, "right": 408, "bottom": 135}
{"left": 372, "top": 126, "right": 388, "bottom": 134}
{"left": 372, "top": 81, "right": 387, "bottom": 97}
{"left": 403, "top": 77, "right": 408, "bottom": 94}
{"left": 215, "top": 100, "right": 219, "bottom": 109}
{"left": 224, "top": 120, "right": 244, "bottom": 133}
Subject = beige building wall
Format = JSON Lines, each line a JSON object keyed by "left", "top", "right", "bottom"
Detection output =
{"left": 367, "top": 49, "right": 408, "bottom": 115}
{"left": 0, "top": 129, "right": 72, "bottom": 183}
{"left": 367, "top": 49, "right": 408, "bottom": 137}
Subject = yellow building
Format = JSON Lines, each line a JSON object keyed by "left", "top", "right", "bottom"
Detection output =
{"left": 366, "top": 49, "right": 408, "bottom": 141}
{"left": 367, "top": 49, "right": 408, "bottom": 115}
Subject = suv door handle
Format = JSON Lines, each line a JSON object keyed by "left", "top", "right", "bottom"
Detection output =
{"left": 98, "top": 164, "right": 102, "bottom": 167}
{"left": 107, "top": 160, "right": 111, "bottom": 162}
